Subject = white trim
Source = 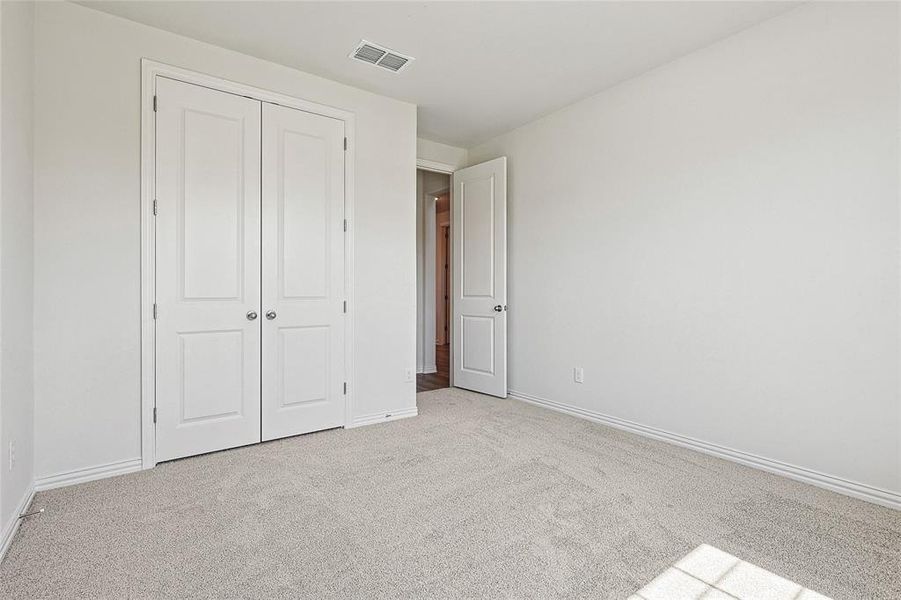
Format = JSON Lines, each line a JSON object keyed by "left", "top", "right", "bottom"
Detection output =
{"left": 34, "top": 458, "right": 143, "bottom": 492}
{"left": 0, "top": 486, "right": 35, "bottom": 564}
{"left": 343, "top": 118, "right": 356, "bottom": 432}
{"left": 140, "top": 60, "right": 156, "bottom": 470}
{"left": 416, "top": 158, "right": 456, "bottom": 174}
{"left": 421, "top": 365, "right": 437, "bottom": 375}
{"left": 896, "top": 3, "right": 901, "bottom": 508}
{"left": 140, "top": 59, "right": 356, "bottom": 467}
{"left": 509, "top": 390, "right": 901, "bottom": 511}
{"left": 348, "top": 407, "right": 418, "bottom": 428}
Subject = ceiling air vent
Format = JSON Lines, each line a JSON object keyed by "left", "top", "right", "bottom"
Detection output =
{"left": 349, "top": 40, "right": 414, "bottom": 73}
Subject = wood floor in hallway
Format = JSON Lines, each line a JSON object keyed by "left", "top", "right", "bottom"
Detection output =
{"left": 417, "top": 344, "right": 449, "bottom": 392}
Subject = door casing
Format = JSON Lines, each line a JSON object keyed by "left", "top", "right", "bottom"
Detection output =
{"left": 140, "top": 59, "right": 356, "bottom": 469}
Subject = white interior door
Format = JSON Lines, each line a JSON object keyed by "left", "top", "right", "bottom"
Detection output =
{"left": 261, "top": 103, "right": 346, "bottom": 441}
{"left": 155, "top": 77, "right": 262, "bottom": 462}
{"left": 452, "top": 157, "right": 507, "bottom": 398}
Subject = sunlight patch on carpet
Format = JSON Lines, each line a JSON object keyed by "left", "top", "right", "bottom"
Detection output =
{"left": 630, "top": 544, "right": 831, "bottom": 600}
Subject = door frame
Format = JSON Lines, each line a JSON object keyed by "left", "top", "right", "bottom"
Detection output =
{"left": 140, "top": 59, "right": 356, "bottom": 469}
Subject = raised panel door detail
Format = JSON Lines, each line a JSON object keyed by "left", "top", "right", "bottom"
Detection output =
{"left": 461, "top": 176, "right": 495, "bottom": 298}
{"left": 279, "top": 326, "right": 329, "bottom": 407}
{"left": 179, "top": 330, "right": 244, "bottom": 423}
{"left": 281, "top": 131, "right": 329, "bottom": 300}
{"left": 461, "top": 316, "right": 494, "bottom": 375}
{"left": 180, "top": 109, "right": 245, "bottom": 300}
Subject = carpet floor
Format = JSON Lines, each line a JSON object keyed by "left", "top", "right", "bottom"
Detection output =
{"left": 1, "top": 388, "right": 899, "bottom": 599}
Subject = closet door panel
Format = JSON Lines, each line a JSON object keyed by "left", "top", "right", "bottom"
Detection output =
{"left": 261, "top": 103, "right": 345, "bottom": 441}
{"left": 155, "top": 77, "right": 262, "bottom": 462}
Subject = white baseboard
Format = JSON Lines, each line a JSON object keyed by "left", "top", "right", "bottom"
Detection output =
{"left": 34, "top": 457, "right": 143, "bottom": 492}
{"left": 421, "top": 365, "right": 437, "bottom": 375}
{"left": 0, "top": 485, "right": 35, "bottom": 563}
{"left": 348, "top": 406, "right": 418, "bottom": 428}
{"left": 509, "top": 390, "right": 901, "bottom": 511}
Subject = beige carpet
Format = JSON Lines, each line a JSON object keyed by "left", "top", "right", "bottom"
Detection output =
{"left": 1, "top": 388, "right": 899, "bottom": 599}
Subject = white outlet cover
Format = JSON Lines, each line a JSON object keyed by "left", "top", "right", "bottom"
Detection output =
{"left": 574, "top": 367, "right": 584, "bottom": 383}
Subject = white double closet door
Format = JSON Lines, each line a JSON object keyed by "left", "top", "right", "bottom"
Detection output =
{"left": 154, "top": 77, "right": 346, "bottom": 462}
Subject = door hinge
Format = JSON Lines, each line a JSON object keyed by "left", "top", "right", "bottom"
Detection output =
{"left": 343, "top": 300, "right": 347, "bottom": 313}
{"left": 343, "top": 382, "right": 347, "bottom": 395}
{"left": 343, "top": 219, "right": 347, "bottom": 232}
{"left": 153, "top": 95, "right": 158, "bottom": 112}
{"left": 344, "top": 137, "right": 347, "bottom": 151}
{"left": 152, "top": 199, "right": 158, "bottom": 216}
{"left": 152, "top": 303, "right": 158, "bottom": 319}
{"left": 153, "top": 407, "right": 157, "bottom": 423}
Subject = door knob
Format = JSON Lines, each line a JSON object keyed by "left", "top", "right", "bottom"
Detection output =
{"left": 265, "top": 310, "right": 277, "bottom": 320}
{"left": 494, "top": 305, "right": 503, "bottom": 312}
{"left": 246, "top": 311, "right": 258, "bottom": 321}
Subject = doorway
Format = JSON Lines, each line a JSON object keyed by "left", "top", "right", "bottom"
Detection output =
{"left": 414, "top": 157, "right": 508, "bottom": 398}
{"left": 416, "top": 169, "right": 451, "bottom": 392}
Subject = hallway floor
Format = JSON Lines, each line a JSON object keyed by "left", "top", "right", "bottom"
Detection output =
{"left": 416, "top": 343, "right": 449, "bottom": 392}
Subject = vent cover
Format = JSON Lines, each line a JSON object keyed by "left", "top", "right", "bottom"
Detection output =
{"left": 349, "top": 40, "right": 414, "bottom": 73}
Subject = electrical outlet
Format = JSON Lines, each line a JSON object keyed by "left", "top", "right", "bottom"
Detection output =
{"left": 8, "top": 440, "right": 15, "bottom": 471}
{"left": 404, "top": 368, "right": 414, "bottom": 382}
{"left": 573, "top": 367, "right": 584, "bottom": 384}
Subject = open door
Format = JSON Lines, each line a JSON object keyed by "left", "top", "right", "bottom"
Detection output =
{"left": 452, "top": 157, "right": 507, "bottom": 398}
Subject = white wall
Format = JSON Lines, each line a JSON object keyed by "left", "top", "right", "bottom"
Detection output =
{"left": 417, "top": 137, "right": 467, "bottom": 170}
{"left": 33, "top": 2, "right": 416, "bottom": 480}
{"left": 0, "top": 0, "right": 35, "bottom": 542}
{"left": 468, "top": 3, "right": 901, "bottom": 495}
